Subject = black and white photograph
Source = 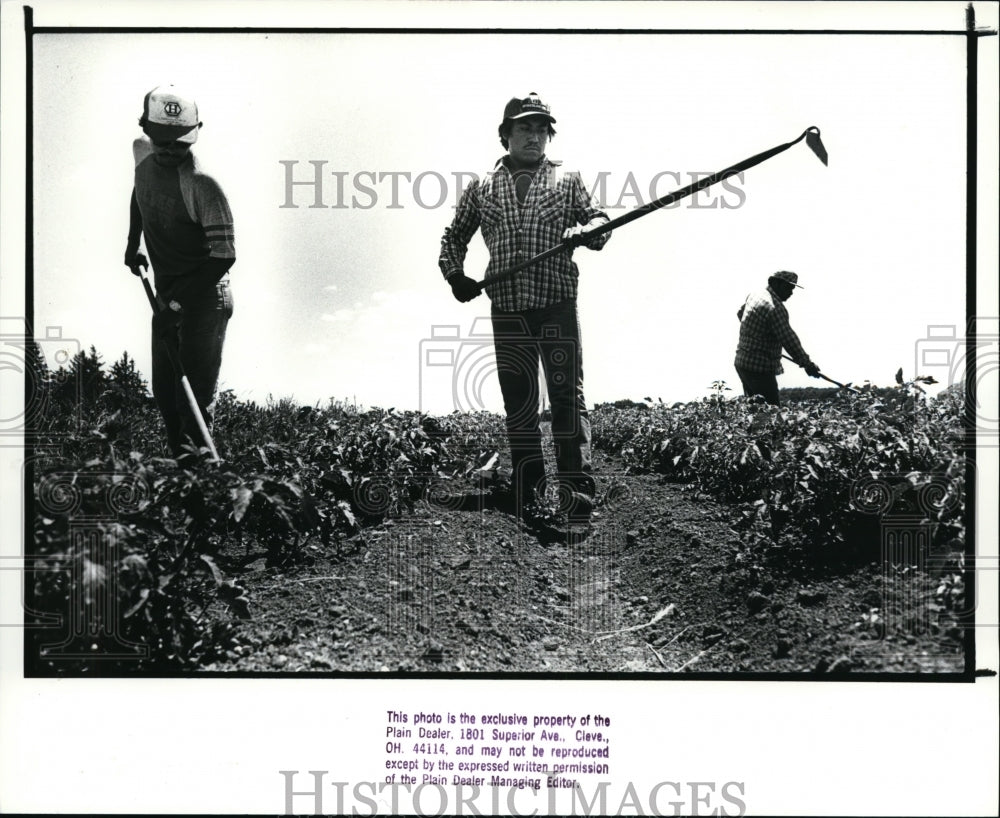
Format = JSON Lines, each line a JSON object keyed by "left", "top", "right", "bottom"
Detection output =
{"left": 1, "top": 1, "right": 997, "bottom": 815}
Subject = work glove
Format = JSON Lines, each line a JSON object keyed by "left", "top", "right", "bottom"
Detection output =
{"left": 563, "top": 220, "right": 609, "bottom": 250}
{"left": 449, "top": 274, "right": 481, "bottom": 303}
{"left": 805, "top": 361, "right": 821, "bottom": 378}
{"left": 152, "top": 301, "right": 183, "bottom": 339}
{"left": 562, "top": 224, "right": 600, "bottom": 249}
{"left": 125, "top": 250, "right": 149, "bottom": 276}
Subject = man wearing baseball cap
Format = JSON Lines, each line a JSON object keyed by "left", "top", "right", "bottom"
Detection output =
{"left": 439, "top": 93, "right": 611, "bottom": 529}
{"left": 124, "top": 85, "right": 235, "bottom": 457}
{"left": 734, "top": 270, "right": 821, "bottom": 405}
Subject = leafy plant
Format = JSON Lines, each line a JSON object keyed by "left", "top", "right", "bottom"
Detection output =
{"left": 592, "top": 371, "right": 965, "bottom": 568}
{"left": 28, "top": 345, "right": 965, "bottom": 671}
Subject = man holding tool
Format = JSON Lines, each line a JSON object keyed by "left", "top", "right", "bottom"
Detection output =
{"left": 124, "top": 85, "right": 234, "bottom": 459}
{"left": 734, "top": 270, "right": 821, "bottom": 405}
{"left": 439, "top": 93, "right": 610, "bottom": 525}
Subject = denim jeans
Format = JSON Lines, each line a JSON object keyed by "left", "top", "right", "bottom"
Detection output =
{"left": 152, "top": 275, "right": 233, "bottom": 456}
{"left": 491, "top": 298, "right": 594, "bottom": 503}
{"left": 735, "top": 366, "right": 780, "bottom": 406}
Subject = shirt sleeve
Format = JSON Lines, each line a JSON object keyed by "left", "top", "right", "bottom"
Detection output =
{"left": 569, "top": 173, "right": 611, "bottom": 250}
{"left": 127, "top": 187, "right": 143, "bottom": 253}
{"left": 438, "top": 179, "right": 482, "bottom": 280}
{"left": 769, "top": 301, "right": 812, "bottom": 367}
{"left": 189, "top": 173, "right": 236, "bottom": 260}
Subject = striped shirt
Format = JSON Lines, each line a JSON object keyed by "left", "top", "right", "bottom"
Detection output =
{"left": 439, "top": 156, "right": 609, "bottom": 312}
{"left": 734, "top": 286, "right": 813, "bottom": 374}
{"left": 134, "top": 152, "right": 235, "bottom": 289}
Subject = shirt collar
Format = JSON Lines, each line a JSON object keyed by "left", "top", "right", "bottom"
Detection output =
{"left": 766, "top": 285, "right": 789, "bottom": 306}
{"left": 496, "top": 155, "right": 561, "bottom": 174}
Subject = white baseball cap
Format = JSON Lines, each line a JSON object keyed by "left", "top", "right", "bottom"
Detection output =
{"left": 141, "top": 85, "right": 201, "bottom": 144}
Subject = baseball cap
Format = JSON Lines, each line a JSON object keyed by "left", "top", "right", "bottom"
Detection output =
{"left": 141, "top": 85, "right": 201, "bottom": 144}
{"left": 501, "top": 92, "right": 556, "bottom": 124}
{"left": 769, "top": 270, "right": 803, "bottom": 289}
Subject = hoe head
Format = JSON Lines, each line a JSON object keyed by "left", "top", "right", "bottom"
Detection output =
{"left": 804, "top": 126, "right": 828, "bottom": 166}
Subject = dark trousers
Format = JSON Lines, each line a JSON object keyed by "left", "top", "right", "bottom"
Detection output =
{"left": 735, "top": 366, "right": 780, "bottom": 406}
{"left": 152, "top": 277, "right": 233, "bottom": 456}
{"left": 491, "top": 299, "right": 594, "bottom": 504}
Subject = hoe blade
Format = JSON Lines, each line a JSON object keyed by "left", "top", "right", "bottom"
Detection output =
{"left": 805, "top": 127, "right": 829, "bottom": 166}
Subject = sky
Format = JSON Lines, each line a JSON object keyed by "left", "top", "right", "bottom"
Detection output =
{"left": 24, "top": 23, "right": 988, "bottom": 413}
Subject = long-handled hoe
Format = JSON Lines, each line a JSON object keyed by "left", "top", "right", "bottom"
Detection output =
{"left": 781, "top": 354, "right": 861, "bottom": 394}
{"left": 473, "top": 126, "right": 829, "bottom": 293}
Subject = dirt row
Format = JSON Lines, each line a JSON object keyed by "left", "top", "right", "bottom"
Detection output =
{"left": 203, "top": 447, "right": 964, "bottom": 675}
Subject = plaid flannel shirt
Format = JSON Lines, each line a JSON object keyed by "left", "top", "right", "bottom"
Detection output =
{"left": 439, "top": 157, "right": 610, "bottom": 312}
{"left": 734, "top": 286, "right": 813, "bottom": 375}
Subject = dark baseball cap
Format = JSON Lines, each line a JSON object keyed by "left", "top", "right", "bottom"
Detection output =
{"left": 769, "top": 270, "right": 804, "bottom": 288}
{"left": 501, "top": 92, "right": 556, "bottom": 123}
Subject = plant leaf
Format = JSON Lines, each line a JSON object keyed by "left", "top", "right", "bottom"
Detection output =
{"left": 231, "top": 485, "right": 253, "bottom": 522}
{"left": 199, "top": 554, "right": 225, "bottom": 585}
{"left": 124, "top": 588, "right": 150, "bottom": 619}
{"left": 228, "top": 596, "right": 252, "bottom": 620}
